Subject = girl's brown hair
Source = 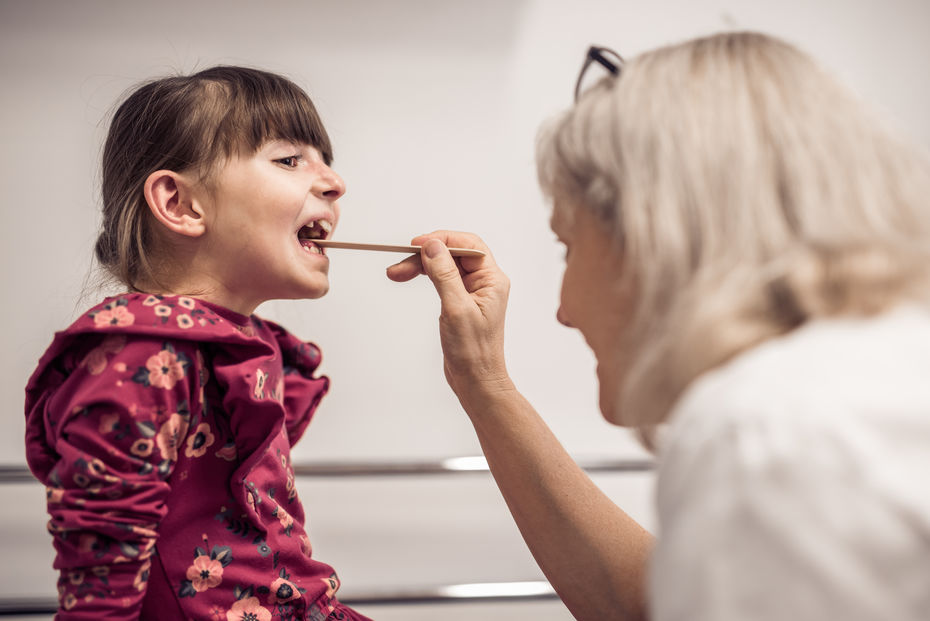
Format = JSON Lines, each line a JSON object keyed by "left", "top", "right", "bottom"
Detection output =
{"left": 96, "top": 66, "right": 333, "bottom": 290}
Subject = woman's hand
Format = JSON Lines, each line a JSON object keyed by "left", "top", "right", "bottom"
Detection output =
{"left": 390, "top": 232, "right": 653, "bottom": 621}
{"left": 386, "top": 231, "right": 513, "bottom": 405}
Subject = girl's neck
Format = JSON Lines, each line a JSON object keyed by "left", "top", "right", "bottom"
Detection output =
{"left": 135, "top": 275, "right": 261, "bottom": 317}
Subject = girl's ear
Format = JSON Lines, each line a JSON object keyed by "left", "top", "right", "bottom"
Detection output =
{"left": 143, "top": 170, "right": 206, "bottom": 238}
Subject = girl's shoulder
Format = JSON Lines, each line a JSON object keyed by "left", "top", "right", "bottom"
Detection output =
{"left": 72, "top": 293, "right": 253, "bottom": 339}
{"left": 28, "top": 294, "right": 273, "bottom": 392}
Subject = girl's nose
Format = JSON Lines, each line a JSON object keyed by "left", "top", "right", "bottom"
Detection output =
{"left": 313, "top": 165, "right": 346, "bottom": 201}
{"left": 556, "top": 305, "right": 573, "bottom": 328}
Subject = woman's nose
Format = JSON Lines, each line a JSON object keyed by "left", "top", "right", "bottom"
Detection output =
{"left": 556, "top": 305, "right": 573, "bottom": 328}
{"left": 313, "top": 165, "right": 346, "bottom": 201}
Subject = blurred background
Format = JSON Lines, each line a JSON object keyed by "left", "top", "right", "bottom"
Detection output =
{"left": 2, "top": 1, "right": 929, "bottom": 618}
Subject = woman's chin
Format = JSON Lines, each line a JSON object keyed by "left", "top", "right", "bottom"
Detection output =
{"left": 599, "top": 404, "right": 624, "bottom": 426}
{"left": 597, "top": 390, "right": 620, "bottom": 426}
{"left": 597, "top": 378, "right": 629, "bottom": 427}
{"left": 595, "top": 356, "right": 631, "bottom": 426}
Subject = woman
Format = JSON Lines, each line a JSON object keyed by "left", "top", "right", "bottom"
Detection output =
{"left": 388, "top": 32, "right": 930, "bottom": 620}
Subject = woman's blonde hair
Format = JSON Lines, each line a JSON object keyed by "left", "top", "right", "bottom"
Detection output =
{"left": 537, "top": 32, "right": 930, "bottom": 442}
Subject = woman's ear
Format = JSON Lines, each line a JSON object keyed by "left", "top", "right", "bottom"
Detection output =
{"left": 143, "top": 170, "right": 206, "bottom": 238}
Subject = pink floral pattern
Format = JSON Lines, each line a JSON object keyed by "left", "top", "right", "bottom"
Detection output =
{"left": 322, "top": 575, "right": 339, "bottom": 599}
{"left": 156, "top": 413, "right": 189, "bottom": 462}
{"left": 24, "top": 294, "right": 366, "bottom": 621}
{"left": 134, "top": 560, "right": 152, "bottom": 592}
{"left": 215, "top": 441, "right": 237, "bottom": 461}
{"left": 98, "top": 411, "right": 120, "bottom": 434}
{"left": 187, "top": 555, "right": 224, "bottom": 592}
{"left": 146, "top": 349, "right": 187, "bottom": 389}
{"left": 267, "top": 577, "right": 300, "bottom": 605}
{"left": 93, "top": 304, "right": 135, "bottom": 328}
{"left": 131, "top": 438, "right": 154, "bottom": 457}
{"left": 81, "top": 334, "right": 126, "bottom": 375}
{"left": 253, "top": 369, "right": 267, "bottom": 399}
{"left": 226, "top": 596, "right": 271, "bottom": 621}
{"left": 47, "top": 486, "right": 64, "bottom": 504}
{"left": 274, "top": 504, "right": 294, "bottom": 536}
{"left": 185, "top": 423, "right": 216, "bottom": 458}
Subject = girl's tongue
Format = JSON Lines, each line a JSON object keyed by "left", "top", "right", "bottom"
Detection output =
{"left": 298, "top": 237, "right": 324, "bottom": 254}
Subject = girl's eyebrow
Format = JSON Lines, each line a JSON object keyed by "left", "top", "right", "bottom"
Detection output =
{"left": 265, "top": 138, "right": 299, "bottom": 150}
{"left": 268, "top": 140, "right": 320, "bottom": 156}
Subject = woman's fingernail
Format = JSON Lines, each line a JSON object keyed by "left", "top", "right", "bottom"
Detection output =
{"left": 424, "top": 239, "right": 443, "bottom": 258}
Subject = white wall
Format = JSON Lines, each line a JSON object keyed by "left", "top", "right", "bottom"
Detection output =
{"left": 6, "top": 0, "right": 930, "bottom": 468}
{"left": 2, "top": 0, "right": 929, "bottom": 617}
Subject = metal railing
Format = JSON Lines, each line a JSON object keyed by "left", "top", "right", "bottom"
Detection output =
{"left": 1, "top": 456, "right": 653, "bottom": 483}
{"left": 0, "top": 580, "right": 560, "bottom": 615}
{"left": 0, "top": 456, "right": 653, "bottom": 614}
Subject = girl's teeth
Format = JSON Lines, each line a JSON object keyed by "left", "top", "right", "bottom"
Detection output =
{"left": 319, "top": 220, "right": 333, "bottom": 234}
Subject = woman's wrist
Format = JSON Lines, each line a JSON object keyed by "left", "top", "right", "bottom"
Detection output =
{"left": 451, "top": 372, "right": 520, "bottom": 419}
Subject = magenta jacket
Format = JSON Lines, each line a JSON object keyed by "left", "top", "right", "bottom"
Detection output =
{"left": 25, "top": 293, "right": 371, "bottom": 620}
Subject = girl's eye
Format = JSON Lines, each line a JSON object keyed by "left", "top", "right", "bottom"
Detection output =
{"left": 276, "top": 155, "right": 302, "bottom": 168}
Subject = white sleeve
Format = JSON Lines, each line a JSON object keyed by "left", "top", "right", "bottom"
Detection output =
{"left": 649, "top": 396, "right": 928, "bottom": 621}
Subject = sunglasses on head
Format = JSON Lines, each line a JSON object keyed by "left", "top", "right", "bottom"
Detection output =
{"left": 574, "top": 45, "right": 624, "bottom": 102}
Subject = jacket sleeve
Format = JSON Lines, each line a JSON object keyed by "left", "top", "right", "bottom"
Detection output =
{"left": 42, "top": 336, "right": 199, "bottom": 619}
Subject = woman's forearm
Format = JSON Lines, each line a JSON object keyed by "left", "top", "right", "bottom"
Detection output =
{"left": 388, "top": 233, "right": 652, "bottom": 619}
{"left": 459, "top": 383, "right": 653, "bottom": 621}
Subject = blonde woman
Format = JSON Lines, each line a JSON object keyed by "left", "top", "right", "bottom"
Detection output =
{"left": 389, "top": 32, "right": 930, "bottom": 620}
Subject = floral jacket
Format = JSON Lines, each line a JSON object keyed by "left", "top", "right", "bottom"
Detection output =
{"left": 25, "top": 294, "right": 371, "bottom": 621}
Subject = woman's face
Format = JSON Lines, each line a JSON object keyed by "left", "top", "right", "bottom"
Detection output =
{"left": 551, "top": 202, "right": 632, "bottom": 424}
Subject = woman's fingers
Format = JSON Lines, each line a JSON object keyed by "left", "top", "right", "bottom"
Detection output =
{"left": 385, "top": 254, "right": 423, "bottom": 282}
{"left": 418, "top": 239, "right": 473, "bottom": 311}
{"left": 385, "top": 230, "right": 496, "bottom": 284}
{"left": 411, "top": 230, "right": 496, "bottom": 272}
{"left": 387, "top": 230, "right": 511, "bottom": 395}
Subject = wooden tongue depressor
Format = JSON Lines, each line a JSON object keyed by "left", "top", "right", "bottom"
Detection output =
{"left": 313, "top": 239, "right": 486, "bottom": 258}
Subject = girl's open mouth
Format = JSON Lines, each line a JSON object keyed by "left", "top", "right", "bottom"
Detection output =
{"left": 297, "top": 220, "right": 332, "bottom": 254}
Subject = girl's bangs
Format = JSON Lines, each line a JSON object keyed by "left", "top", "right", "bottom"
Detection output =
{"left": 208, "top": 73, "right": 334, "bottom": 165}
{"left": 243, "top": 90, "right": 334, "bottom": 164}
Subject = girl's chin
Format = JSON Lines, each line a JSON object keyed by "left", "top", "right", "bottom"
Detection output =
{"left": 302, "top": 287, "right": 329, "bottom": 300}
{"left": 296, "top": 277, "right": 330, "bottom": 300}
{"left": 269, "top": 275, "right": 329, "bottom": 302}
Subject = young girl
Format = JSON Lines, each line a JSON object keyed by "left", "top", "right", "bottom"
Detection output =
{"left": 24, "top": 66, "right": 372, "bottom": 621}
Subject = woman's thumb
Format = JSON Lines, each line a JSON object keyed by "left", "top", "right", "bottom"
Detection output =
{"left": 421, "top": 238, "right": 470, "bottom": 307}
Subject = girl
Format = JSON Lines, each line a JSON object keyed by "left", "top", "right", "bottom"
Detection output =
{"left": 25, "top": 66, "right": 372, "bottom": 621}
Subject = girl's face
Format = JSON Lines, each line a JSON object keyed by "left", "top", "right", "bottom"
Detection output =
{"left": 551, "top": 202, "right": 632, "bottom": 424}
{"left": 194, "top": 139, "right": 345, "bottom": 314}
